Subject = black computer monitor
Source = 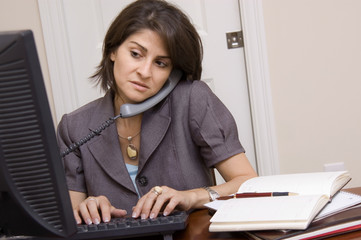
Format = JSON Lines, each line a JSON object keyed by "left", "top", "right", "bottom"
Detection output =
{"left": 0, "top": 30, "right": 77, "bottom": 238}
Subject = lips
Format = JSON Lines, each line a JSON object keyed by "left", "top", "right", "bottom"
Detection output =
{"left": 130, "top": 81, "right": 149, "bottom": 92}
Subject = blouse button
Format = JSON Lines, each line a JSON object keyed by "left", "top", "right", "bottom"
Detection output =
{"left": 137, "top": 176, "right": 148, "bottom": 186}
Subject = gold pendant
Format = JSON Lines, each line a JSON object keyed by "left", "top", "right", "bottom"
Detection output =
{"left": 127, "top": 144, "right": 138, "bottom": 160}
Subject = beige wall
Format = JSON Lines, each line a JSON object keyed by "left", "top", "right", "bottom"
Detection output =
{"left": 1, "top": 0, "right": 360, "bottom": 187}
{"left": 0, "top": 0, "right": 55, "bottom": 122}
{"left": 262, "top": 0, "right": 361, "bottom": 187}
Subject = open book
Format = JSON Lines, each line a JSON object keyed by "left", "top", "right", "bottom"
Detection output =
{"left": 245, "top": 198, "right": 361, "bottom": 240}
{"left": 209, "top": 171, "right": 351, "bottom": 232}
{"left": 314, "top": 190, "right": 361, "bottom": 221}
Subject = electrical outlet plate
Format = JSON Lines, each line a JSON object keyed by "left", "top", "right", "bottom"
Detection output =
{"left": 324, "top": 162, "right": 345, "bottom": 172}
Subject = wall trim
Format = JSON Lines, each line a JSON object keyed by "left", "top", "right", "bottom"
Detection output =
{"left": 37, "top": 0, "right": 78, "bottom": 123}
{"left": 239, "top": 0, "right": 280, "bottom": 175}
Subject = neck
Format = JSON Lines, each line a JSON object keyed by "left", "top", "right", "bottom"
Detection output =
{"left": 114, "top": 95, "right": 142, "bottom": 133}
{"left": 116, "top": 114, "right": 142, "bottom": 129}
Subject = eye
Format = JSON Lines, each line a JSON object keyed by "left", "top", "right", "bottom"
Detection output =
{"left": 130, "top": 50, "right": 141, "bottom": 58}
{"left": 155, "top": 60, "right": 167, "bottom": 68}
{"left": 155, "top": 58, "right": 171, "bottom": 68}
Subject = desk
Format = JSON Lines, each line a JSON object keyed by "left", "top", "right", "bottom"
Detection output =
{"left": 2, "top": 189, "right": 360, "bottom": 240}
{"left": 174, "top": 187, "right": 361, "bottom": 240}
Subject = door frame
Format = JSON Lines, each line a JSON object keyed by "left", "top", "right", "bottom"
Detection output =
{"left": 37, "top": 0, "right": 279, "bottom": 176}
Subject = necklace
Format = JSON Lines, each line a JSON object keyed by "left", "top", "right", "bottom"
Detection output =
{"left": 118, "top": 131, "right": 140, "bottom": 160}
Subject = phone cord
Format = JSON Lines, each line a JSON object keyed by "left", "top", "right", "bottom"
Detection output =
{"left": 60, "top": 114, "right": 122, "bottom": 157}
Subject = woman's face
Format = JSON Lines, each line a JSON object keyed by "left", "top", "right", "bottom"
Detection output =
{"left": 110, "top": 29, "right": 172, "bottom": 104}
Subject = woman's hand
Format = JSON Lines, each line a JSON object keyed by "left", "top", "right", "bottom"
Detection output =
{"left": 72, "top": 194, "right": 127, "bottom": 225}
{"left": 131, "top": 186, "right": 198, "bottom": 219}
{"left": 131, "top": 153, "right": 257, "bottom": 220}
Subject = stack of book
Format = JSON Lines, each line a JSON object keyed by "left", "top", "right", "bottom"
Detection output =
{"left": 246, "top": 191, "right": 361, "bottom": 239}
{"left": 206, "top": 171, "right": 361, "bottom": 239}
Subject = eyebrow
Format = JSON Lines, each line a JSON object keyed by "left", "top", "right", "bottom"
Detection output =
{"left": 129, "top": 41, "right": 171, "bottom": 59}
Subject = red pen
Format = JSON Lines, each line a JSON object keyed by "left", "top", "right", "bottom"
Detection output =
{"left": 216, "top": 192, "right": 298, "bottom": 200}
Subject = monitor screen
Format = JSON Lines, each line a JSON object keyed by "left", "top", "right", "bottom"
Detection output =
{"left": 0, "top": 30, "right": 77, "bottom": 238}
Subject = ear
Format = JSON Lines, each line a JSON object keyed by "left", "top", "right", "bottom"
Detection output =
{"left": 110, "top": 52, "right": 116, "bottom": 62}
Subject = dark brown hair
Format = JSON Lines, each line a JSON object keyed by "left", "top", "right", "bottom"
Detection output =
{"left": 92, "top": 0, "right": 203, "bottom": 92}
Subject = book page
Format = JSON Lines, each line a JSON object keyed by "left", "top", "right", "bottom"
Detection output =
{"left": 210, "top": 195, "right": 329, "bottom": 231}
{"left": 238, "top": 171, "right": 349, "bottom": 197}
{"left": 315, "top": 191, "right": 361, "bottom": 220}
{"left": 210, "top": 195, "right": 324, "bottom": 223}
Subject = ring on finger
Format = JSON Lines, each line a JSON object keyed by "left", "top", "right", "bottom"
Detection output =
{"left": 152, "top": 186, "right": 163, "bottom": 196}
{"left": 87, "top": 197, "right": 97, "bottom": 203}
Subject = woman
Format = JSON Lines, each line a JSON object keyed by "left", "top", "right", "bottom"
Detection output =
{"left": 57, "top": 0, "right": 257, "bottom": 225}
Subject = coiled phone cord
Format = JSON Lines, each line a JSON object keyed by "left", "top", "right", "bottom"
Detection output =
{"left": 60, "top": 114, "right": 122, "bottom": 157}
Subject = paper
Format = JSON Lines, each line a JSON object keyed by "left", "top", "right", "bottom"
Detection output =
{"left": 210, "top": 195, "right": 326, "bottom": 223}
{"left": 204, "top": 199, "right": 225, "bottom": 211}
{"left": 238, "top": 171, "right": 350, "bottom": 197}
{"left": 315, "top": 191, "right": 361, "bottom": 220}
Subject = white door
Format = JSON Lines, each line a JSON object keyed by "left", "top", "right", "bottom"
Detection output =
{"left": 44, "top": 0, "right": 258, "bottom": 181}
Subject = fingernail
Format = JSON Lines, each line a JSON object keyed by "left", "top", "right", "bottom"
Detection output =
{"left": 94, "top": 218, "right": 100, "bottom": 225}
{"left": 132, "top": 212, "right": 137, "bottom": 218}
{"left": 141, "top": 213, "right": 146, "bottom": 220}
{"left": 86, "top": 218, "right": 92, "bottom": 225}
{"left": 103, "top": 217, "right": 110, "bottom": 223}
{"left": 163, "top": 211, "right": 169, "bottom": 216}
{"left": 150, "top": 213, "right": 155, "bottom": 219}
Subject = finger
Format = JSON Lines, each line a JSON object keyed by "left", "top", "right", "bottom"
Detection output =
{"left": 79, "top": 201, "right": 93, "bottom": 225}
{"left": 111, "top": 206, "right": 128, "bottom": 218}
{"left": 149, "top": 196, "right": 165, "bottom": 219}
{"left": 73, "top": 209, "right": 82, "bottom": 225}
{"left": 150, "top": 188, "right": 176, "bottom": 218}
{"left": 98, "top": 197, "right": 112, "bottom": 223}
{"left": 87, "top": 198, "right": 101, "bottom": 224}
{"left": 140, "top": 189, "right": 163, "bottom": 219}
{"left": 96, "top": 196, "right": 127, "bottom": 222}
{"left": 162, "top": 198, "right": 178, "bottom": 216}
{"left": 132, "top": 195, "right": 147, "bottom": 218}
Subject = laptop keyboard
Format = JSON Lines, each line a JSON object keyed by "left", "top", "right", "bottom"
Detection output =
{"left": 71, "top": 211, "right": 188, "bottom": 240}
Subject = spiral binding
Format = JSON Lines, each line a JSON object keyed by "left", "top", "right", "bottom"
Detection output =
{"left": 60, "top": 114, "right": 122, "bottom": 157}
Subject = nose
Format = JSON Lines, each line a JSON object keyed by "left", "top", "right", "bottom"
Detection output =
{"left": 137, "top": 60, "right": 152, "bottom": 79}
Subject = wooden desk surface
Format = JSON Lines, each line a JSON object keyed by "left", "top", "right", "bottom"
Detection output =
{"left": 173, "top": 187, "right": 361, "bottom": 240}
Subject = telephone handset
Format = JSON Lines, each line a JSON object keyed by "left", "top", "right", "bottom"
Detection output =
{"left": 61, "top": 69, "right": 182, "bottom": 157}
{"left": 118, "top": 69, "right": 182, "bottom": 118}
